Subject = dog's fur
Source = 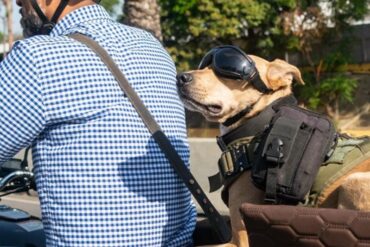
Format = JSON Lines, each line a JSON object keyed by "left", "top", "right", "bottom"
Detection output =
{"left": 177, "top": 55, "right": 370, "bottom": 247}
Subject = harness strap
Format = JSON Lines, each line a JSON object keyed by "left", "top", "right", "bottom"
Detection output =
{"left": 209, "top": 95, "right": 298, "bottom": 195}
{"left": 265, "top": 166, "right": 279, "bottom": 203}
{"left": 218, "top": 95, "right": 297, "bottom": 150}
{"left": 209, "top": 142, "right": 252, "bottom": 192}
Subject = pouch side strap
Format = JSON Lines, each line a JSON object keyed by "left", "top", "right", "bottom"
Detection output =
{"left": 265, "top": 166, "right": 278, "bottom": 204}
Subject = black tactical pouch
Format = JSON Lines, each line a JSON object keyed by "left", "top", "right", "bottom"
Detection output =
{"left": 251, "top": 105, "right": 336, "bottom": 204}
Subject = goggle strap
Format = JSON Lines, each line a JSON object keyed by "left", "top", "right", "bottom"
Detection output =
{"left": 250, "top": 73, "right": 272, "bottom": 93}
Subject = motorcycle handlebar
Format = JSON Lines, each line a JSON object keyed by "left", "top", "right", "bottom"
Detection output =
{"left": 0, "top": 171, "right": 34, "bottom": 192}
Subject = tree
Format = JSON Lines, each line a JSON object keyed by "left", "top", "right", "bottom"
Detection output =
{"left": 159, "top": 0, "right": 370, "bottom": 127}
{"left": 281, "top": 1, "right": 368, "bottom": 124}
{"left": 100, "top": 0, "right": 120, "bottom": 15}
{"left": 159, "top": 0, "right": 279, "bottom": 70}
{"left": 123, "top": 0, "right": 162, "bottom": 41}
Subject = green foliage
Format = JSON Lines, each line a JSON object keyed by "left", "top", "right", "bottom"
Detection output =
{"left": 159, "top": 0, "right": 368, "bottom": 117}
{"left": 100, "top": 0, "right": 120, "bottom": 15}
{"left": 297, "top": 45, "right": 359, "bottom": 115}
{"left": 160, "top": 0, "right": 336, "bottom": 71}
{"left": 160, "top": 0, "right": 277, "bottom": 71}
{"left": 320, "top": 76, "right": 357, "bottom": 103}
{"left": 299, "top": 73, "right": 358, "bottom": 110}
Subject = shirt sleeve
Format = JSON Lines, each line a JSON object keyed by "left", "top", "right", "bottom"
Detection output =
{"left": 0, "top": 41, "right": 46, "bottom": 164}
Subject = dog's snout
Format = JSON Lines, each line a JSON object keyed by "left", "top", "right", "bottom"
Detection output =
{"left": 176, "top": 73, "right": 193, "bottom": 86}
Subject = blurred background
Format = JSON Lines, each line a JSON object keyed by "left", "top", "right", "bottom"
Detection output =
{"left": 1, "top": 0, "right": 369, "bottom": 137}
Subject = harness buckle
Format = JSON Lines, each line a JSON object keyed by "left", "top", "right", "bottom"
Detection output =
{"left": 264, "top": 138, "right": 284, "bottom": 164}
{"left": 218, "top": 144, "right": 251, "bottom": 178}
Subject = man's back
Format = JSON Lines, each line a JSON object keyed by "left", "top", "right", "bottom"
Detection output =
{"left": 0, "top": 4, "right": 196, "bottom": 246}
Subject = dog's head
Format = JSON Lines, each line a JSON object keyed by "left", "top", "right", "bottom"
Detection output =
{"left": 177, "top": 46, "right": 304, "bottom": 125}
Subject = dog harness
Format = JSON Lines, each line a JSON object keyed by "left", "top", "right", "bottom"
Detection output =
{"left": 210, "top": 95, "right": 370, "bottom": 206}
{"left": 308, "top": 136, "right": 370, "bottom": 206}
{"left": 209, "top": 95, "right": 298, "bottom": 204}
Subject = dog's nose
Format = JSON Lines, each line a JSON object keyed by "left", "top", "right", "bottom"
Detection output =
{"left": 176, "top": 73, "right": 193, "bottom": 86}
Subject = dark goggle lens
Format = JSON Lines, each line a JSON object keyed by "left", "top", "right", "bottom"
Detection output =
{"left": 213, "top": 47, "right": 250, "bottom": 79}
{"left": 198, "top": 49, "right": 216, "bottom": 69}
{"left": 198, "top": 46, "right": 255, "bottom": 80}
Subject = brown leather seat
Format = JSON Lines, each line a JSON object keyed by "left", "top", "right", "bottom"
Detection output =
{"left": 240, "top": 203, "right": 370, "bottom": 247}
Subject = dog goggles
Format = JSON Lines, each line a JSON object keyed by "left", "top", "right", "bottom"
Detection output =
{"left": 198, "top": 45, "right": 271, "bottom": 93}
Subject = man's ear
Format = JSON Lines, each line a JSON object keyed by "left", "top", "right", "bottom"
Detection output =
{"left": 266, "top": 59, "right": 304, "bottom": 91}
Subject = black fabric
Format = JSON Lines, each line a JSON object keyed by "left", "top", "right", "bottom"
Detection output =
{"left": 217, "top": 95, "right": 298, "bottom": 206}
{"left": 218, "top": 95, "right": 297, "bottom": 150}
{"left": 251, "top": 105, "right": 337, "bottom": 204}
{"left": 193, "top": 215, "right": 231, "bottom": 246}
{"left": 222, "top": 103, "right": 255, "bottom": 127}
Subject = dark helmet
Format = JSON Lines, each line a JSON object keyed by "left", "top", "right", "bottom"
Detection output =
{"left": 29, "top": 0, "right": 101, "bottom": 35}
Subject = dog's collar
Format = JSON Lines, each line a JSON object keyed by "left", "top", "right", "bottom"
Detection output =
{"left": 218, "top": 95, "right": 298, "bottom": 150}
{"left": 222, "top": 104, "right": 255, "bottom": 127}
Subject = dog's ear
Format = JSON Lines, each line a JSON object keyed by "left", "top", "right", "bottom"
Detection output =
{"left": 266, "top": 59, "right": 304, "bottom": 91}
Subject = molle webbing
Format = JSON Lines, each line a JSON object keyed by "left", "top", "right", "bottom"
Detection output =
{"left": 251, "top": 105, "right": 337, "bottom": 204}
{"left": 308, "top": 136, "right": 370, "bottom": 207}
{"left": 210, "top": 95, "right": 298, "bottom": 205}
{"left": 217, "top": 95, "right": 297, "bottom": 149}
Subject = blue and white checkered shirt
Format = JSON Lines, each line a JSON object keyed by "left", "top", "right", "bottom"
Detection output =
{"left": 0, "top": 4, "right": 196, "bottom": 246}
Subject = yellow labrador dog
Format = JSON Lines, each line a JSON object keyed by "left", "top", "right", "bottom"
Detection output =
{"left": 176, "top": 46, "right": 370, "bottom": 247}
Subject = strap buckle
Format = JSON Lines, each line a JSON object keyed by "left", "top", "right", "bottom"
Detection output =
{"left": 218, "top": 145, "right": 251, "bottom": 178}
{"left": 263, "top": 138, "right": 284, "bottom": 164}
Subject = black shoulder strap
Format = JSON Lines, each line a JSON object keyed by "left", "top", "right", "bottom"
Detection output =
{"left": 68, "top": 33, "right": 231, "bottom": 243}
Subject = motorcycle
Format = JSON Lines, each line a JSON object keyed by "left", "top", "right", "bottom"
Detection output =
{"left": 0, "top": 147, "right": 226, "bottom": 247}
{"left": 0, "top": 147, "right": 46, "bottom": 247}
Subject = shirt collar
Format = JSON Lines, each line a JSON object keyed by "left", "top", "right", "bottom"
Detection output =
{"left": 50, "top": 4, "right": 112, "bottom": 37}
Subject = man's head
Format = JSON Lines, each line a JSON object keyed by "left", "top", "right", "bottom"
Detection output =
{"left": 16, "top": 0, "right": 97, "bottom": 38}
